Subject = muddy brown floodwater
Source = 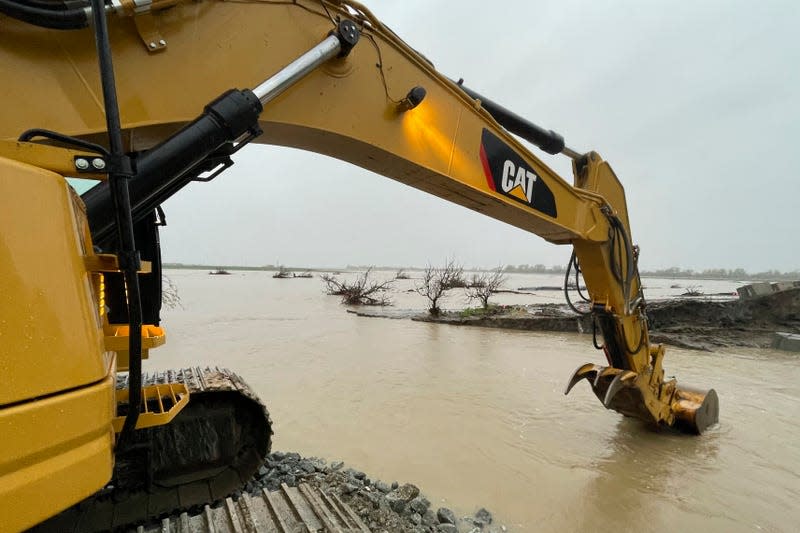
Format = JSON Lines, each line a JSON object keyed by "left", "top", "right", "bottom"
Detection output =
{"left": 150, "top": 270, "right": 800, "bottom": 532}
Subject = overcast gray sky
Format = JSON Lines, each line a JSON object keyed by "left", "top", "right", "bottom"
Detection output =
{"left": 160, "top": 0, "right": 799, "bottom": 272}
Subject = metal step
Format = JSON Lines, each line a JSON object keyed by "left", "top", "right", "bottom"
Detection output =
{"left": 133, "top": 483, "right": 371, "bottom": 533}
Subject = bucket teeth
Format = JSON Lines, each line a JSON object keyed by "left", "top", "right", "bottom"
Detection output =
{"left": 564, "top": 364, "right": 621, "bottom": 397}
{"left": 594, "top": 366, "right": 619, "bottom": 388}
{"left": 564, "top": 364, "right": 651, "bottom": 422}
{"left": 564, "top": 363, "right": 603, "bottom": 395}
{"left": 602, "top": 370, "right": 638, "bottom": 407}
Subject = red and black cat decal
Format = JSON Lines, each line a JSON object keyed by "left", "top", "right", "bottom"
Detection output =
{"left": 479, "top": 129, "right": 557, "bottom": 218}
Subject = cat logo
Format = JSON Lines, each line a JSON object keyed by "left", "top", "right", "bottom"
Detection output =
{"left": 479, "top": 129, "right": 557, "bottom": 218}
{"left": 500, "top": 160, "right": 537, "bottom": 203}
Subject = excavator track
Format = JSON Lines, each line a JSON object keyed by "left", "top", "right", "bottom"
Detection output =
{"left": 134, "top": 482, "right": 371, "bottom": 533}
{"left": 36, "top": 368, "right": 273, "bottom": 532}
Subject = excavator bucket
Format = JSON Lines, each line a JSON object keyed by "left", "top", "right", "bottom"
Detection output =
{"left": 564, "top": 363, "right": 719, "bottom": 434}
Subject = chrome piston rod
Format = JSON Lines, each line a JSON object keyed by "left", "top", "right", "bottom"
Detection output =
{"left": 85, "top": 21, "right": 359, "bottom": 244}
{"left": 253, "top": 20, "right": 359, "bottom": 104}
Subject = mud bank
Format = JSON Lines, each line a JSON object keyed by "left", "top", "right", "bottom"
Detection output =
{"left": 354, "top": 289, "right": 800, "bottom": 352}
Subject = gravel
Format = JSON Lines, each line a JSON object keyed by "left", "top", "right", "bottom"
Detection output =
{"left": 437, "top": 508, "right": 456, "bottom": 525}
{"left": 242, "top": 451, "right": 507, "bottom": 532}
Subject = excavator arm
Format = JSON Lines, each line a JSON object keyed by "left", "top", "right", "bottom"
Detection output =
{"left": 0, "top": 0, "right": 719, "bottom": 529}
{"left": 0, "top": 0, "right": 717, "bottom": 433}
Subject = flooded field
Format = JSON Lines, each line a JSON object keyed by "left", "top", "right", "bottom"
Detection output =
{"left": 148, "top": 269, "right": 800, "bottom": 532}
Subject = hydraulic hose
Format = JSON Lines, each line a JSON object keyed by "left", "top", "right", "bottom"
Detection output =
{"left": 604, "top": 214, "right": 647, "bottom": 354}
{"left": 87, "top": 0, "right": 143, "bottom": 449}
{"left": 0, "top": 0, "right": 88, "bottom": 28}
{"left": 564, "top": 251, "right": 590, "bottom": 316}
{"left": 15, "top": 0, "right": 73, "bottom": 9}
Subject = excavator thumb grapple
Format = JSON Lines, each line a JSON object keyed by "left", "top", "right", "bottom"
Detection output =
{"left": 565, "top": 363, "right": 719, "bottom": 434}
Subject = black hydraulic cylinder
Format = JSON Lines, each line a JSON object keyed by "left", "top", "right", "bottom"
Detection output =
{"left": 0, "top": 0, "right": 88, "bottom": 29}
{"left": 457, "top": 83, "right": 566, "bottom": 155}
{"left": 84, "top": 89, "right": 263, "bottom": 245}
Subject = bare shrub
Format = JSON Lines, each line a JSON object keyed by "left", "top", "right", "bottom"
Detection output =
{"left": 446, "top": 271, "right": 469, "bottom": 288}
{"left": 465, "top": 268, "right": 507, "bottom": 309}
{"left": 321, "top": 267, "right": 396, "bottom": 305}
{"left": 416, "top": 259, "right": 464, "bottom": 316}
{"left": 162, "top": 275, "right": 183, "bottom": 309}
{"left": 682, "top": 286, "right": 703, "bottom": 296}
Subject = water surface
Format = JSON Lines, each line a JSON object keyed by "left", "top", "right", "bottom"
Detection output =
{"left": 149, "top": 270, "right": 800, "bottom": 532}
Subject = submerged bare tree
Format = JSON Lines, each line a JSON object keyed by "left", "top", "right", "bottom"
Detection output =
{"left": 416, "top": 258, "right": 464, "bottom": 316}
{"left": 321, "top": 267, "right": 396, "bottom": 305}
{"left": 465, "top": 268, "right": 507, "bottom": 309}
{"left": 446, "top": 270, "right": 469, "bottom": 289}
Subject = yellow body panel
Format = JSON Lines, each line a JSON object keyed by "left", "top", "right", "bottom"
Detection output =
{"left": 0, "top": 156, "right": 110, "bottom": 404}
{"left": 0, "top": 140, "right": 106, "bottom": 181}
{"left": 0, "top": 157, "right": 116, "bottom": 530}
{"left": 0, "top": 372, "right": 115, "bottom": 532}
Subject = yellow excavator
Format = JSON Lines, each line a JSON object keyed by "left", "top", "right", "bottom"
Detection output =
{"left": 0, "top": 0, "right": 719, "bottom": 530}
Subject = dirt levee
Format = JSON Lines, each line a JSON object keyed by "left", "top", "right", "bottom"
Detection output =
{"left": 413, "top": 288, "right": 800, "bottom": 351}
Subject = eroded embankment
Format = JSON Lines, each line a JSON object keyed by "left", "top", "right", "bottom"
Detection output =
{"left": 356, "top": 289, "right": 800, "bottom": 351}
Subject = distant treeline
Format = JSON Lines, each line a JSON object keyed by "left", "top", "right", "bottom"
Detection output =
{"left": 640, "top": 267, "right": 799, "bottom": 281}
{"left": 164, "top": 262, "right": 798, "bottom": 281}
{"left": 166, "top": 263, "right": 293, "bottom": 272}
{"left": 502, "top": 263, "right": 799, "bottom": 280}
{"left": 503, "top": 264, "right": 565, "bottom": 274}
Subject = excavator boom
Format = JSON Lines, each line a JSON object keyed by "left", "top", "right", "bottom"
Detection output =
{"left": 0, "top": 0, "right": 718, "bottom": 529}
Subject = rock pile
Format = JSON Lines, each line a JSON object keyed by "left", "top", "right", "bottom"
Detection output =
{"left": 239, "top": 451, "right": 506, "bottom": 533}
